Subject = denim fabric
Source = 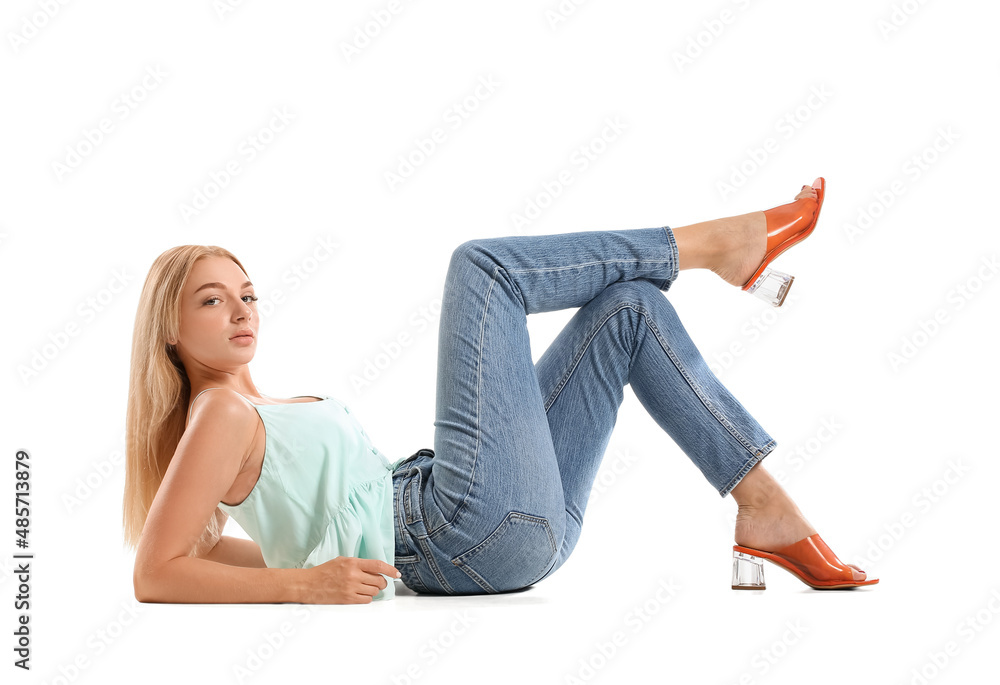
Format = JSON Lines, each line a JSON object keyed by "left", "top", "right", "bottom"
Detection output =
{"left": 391, "top": 226, "right": 776, "bottom": 595}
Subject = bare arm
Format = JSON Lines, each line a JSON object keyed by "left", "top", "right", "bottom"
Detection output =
{"left": 203, "top": 536, "right": 267, "bottom": 568}
{"left": 133, "top": 389, "right": 400, "bottom": 604}
{"left": 135, "top": 555, "right": 303, "bottom": 604}
{"left": 134, "top": 390, "right": 297, "bottom": 603}
{"left": 190, "top": 506, "right": 267, "bottom": 569}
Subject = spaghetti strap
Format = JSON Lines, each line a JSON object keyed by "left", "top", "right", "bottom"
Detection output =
{"left": 213, "top": 386, "right": 397, "bottom": 599}
{"left": 186, "top": 387, "right": 253, "bottom": 420}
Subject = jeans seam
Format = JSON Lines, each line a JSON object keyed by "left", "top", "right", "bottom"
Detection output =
{"left": 436, "top": 263, "right": 503, "bottom": 532}
{"left": 451, "top": 511, "right": 558, "bottom": 592}
{"left": 639, "top": 310, "right": 764, "bottom": 457}
{"left": 416, "top": 534, "right": 456, "bottom": 594}
{"left": 508, "top": 259, "right": 674, "bottom": 277}
{"left": 542, "top": 302, "right": 638, "bottom": 412}
{"left": 660, "top": 226, "right": 678, "bottom": 290}
{"left": 719, "top": 439, "right": 776, "bottom": 498}
{"left": 453, "top": 559, "right": 496, "bottom": 593}
{"left": 542, "top": 296, "right": 768, "bottom": 477}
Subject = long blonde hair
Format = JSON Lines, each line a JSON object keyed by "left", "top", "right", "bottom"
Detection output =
{"left": 122, "top": 245, "right": 250, "bottom": 551}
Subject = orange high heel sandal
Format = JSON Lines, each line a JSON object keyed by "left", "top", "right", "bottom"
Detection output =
{"left": 731, "top": 533, "right": 879, "bottom": 590}
{"left": 742, "top": 177, "right": 826, "bottom": 307}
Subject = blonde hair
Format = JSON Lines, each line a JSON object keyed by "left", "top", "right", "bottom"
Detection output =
{"left": 122, "top": 245, "right": 250, "bottom": 551}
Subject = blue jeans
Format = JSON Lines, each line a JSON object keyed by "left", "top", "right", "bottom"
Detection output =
{"left": 391, "top": 225, "right": 776, "bottom": 595}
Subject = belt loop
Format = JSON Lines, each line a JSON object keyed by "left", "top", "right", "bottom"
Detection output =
{"left": 403, "top": 468, "right": 424, "bottom": 526}
{"left": 399, "top": 447, "right": 434, "bottom": 467}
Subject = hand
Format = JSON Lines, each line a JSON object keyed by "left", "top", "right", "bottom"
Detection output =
{"left": 301, "top": 556, "right": 401, "bottom": 604}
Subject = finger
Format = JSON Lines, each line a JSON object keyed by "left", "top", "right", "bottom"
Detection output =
{"left": 359, "top": 572, "right": 389, "bottom": 591}
{"left": 356, "top": 581, "right": 380, "bottom": 597}
{"left": 366, "top": 558, "right": 399, "bottom": 576}
{"left": 361, "top": 558, "right": 402, "bottom": 578}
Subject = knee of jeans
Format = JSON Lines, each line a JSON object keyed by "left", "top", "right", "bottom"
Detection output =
{"left": 604, "top": 279, "right": 665, "bottom": 310}
{"left": 445, "top": 240, "right": 499, "bottom": 291}
{"left": 604, "top": 280, "right": 683, "bottom": 341}
{"left": 450, "top": 510, "right": 559, "bottom": 594}
{"left": 449, "top": 239, "right": 493, "bottom": 271}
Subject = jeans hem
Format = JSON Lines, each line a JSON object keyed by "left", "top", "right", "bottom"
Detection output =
{"left": 659, "top": 226, "right": 678, "bottom": 292}
{"left": 718, "top": 438, "right": 776, "bottom": 498}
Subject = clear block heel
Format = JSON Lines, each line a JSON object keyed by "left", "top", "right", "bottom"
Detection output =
{"left": 732, "top": 550, "right": 766, "bottom": 590}
{"left": 746, "top": 268, "right": 794, "bottom": 307}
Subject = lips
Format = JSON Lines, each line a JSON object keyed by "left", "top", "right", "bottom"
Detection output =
{"left": 230, "top": 330, "right": 255, "bottom": 341}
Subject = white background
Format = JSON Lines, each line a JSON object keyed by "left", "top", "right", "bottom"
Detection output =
{"left": 2, "top": 0, "right": 998, "bottom": 683}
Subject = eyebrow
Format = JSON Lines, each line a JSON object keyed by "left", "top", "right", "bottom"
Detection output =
{"left": 192, "top": 280, "right": 254, "bottom": 295}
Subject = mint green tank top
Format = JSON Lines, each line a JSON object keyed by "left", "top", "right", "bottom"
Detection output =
{"left": 190, "top": 389, "right": 408, "bottom": 601}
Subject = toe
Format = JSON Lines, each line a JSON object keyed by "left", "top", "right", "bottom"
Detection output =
{"left": 795, "top": 186, "right": 818, "bottom": 201}
{"left": 847, "top": 563, "right": 867, "bottom": 582}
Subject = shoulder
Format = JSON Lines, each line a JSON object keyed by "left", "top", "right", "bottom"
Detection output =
{"left": 180, "top": 389, "right": 260, "bottom": 470}
{"left": 187, "top": 388, "right": 258, "bottom": 431}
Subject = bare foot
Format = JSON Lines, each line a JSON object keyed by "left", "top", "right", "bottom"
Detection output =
{"left": 734, "top": 495, "right": 817, "bottom": 551}
{"left": 710, "top": 185, "right": 819, "bottom": 288}
{"left": 731, "top": 464, "right": 866, "bottom": 581}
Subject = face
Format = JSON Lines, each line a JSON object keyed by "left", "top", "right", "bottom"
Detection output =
{"left": 171, "top": 256, "right": 259, "bottom": 373}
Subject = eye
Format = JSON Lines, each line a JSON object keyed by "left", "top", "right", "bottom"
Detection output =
{"left": 203, "top": 294, "right": 258, "bottom": 305}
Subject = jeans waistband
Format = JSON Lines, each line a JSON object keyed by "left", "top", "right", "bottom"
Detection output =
{"left": 396, "top": 447, "right": 435, "bottom": 468}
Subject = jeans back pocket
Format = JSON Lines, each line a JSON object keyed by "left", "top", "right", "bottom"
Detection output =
{"left": 451, "top": 511, "right": 557, "bottom": 593}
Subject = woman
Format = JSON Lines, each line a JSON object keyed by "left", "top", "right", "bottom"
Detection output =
{"left": 125, "top": 177, "right": 877, "bottom": 604}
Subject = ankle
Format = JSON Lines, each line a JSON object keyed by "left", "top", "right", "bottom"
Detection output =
{"left": 733, "top": 493, "right": 817, "bottom": 550}
{"left": 730, "top": 463, "right": 781, "bottom": 509}
{"left": 673, "top": 220, "right": 728, "bottom": 271}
